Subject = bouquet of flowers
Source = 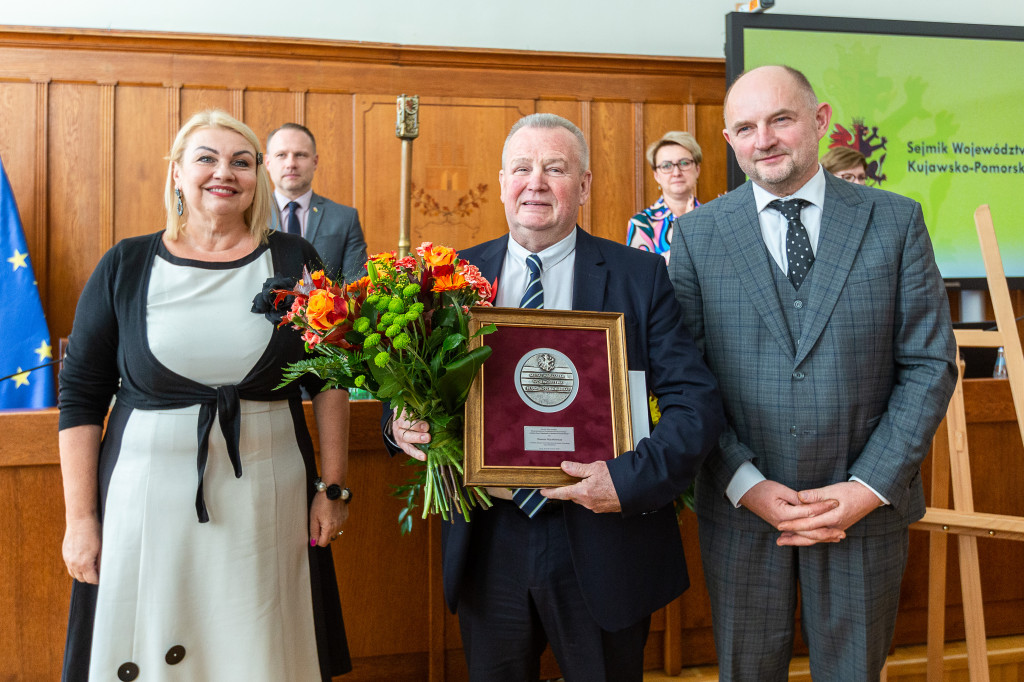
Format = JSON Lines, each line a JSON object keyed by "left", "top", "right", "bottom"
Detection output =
{"left": 258, "top": 243, "right": 497, "bottom": 533}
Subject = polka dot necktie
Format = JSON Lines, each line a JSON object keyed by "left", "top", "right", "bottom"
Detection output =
{"left": 769, "top": 198, "right": 813, "bottom": 289}
{"left": 512, "top": 254, "right": 548, "bottom": 518}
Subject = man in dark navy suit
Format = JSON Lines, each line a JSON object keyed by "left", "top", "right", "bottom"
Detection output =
{"left": 388, "top": 113, "right": 723, "bottom": 681}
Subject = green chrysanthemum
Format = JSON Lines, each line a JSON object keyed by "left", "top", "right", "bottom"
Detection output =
{"left": 385, "top": 323, "right": 402, "bottom": 338}
{"left": 402, "top": 283, "right": 421, "bottom": 297}
{"left": 353, "top": 317, "right": 372, "bottom": 333}
{"left": 388, "top": 297, "right": 405, "bottom": 314}
{"left": 354, "top": 374, "right": 366, "bottom": 387}
{"left": 392, "top": 332, "right": 411, "bottom": 349}
{"left": 364, "top": 333, "right": 381, "bottom": 347}
{"left": 374, "top": 351, "right": 389, "bottom": 367}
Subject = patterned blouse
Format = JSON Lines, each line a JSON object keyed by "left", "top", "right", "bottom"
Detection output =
{"left": 626, "top": 196, "right": 699, "bottom": 264}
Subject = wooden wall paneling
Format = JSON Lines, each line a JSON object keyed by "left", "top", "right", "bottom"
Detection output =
{"left": 641, "top": 101, "right": 693, "bottom": 211}
{"left": 166, "top": 85, "right": 180, "bottom": 150}
{"left": 588, "top": 100, "right": 635, "bottom": 244}
{"left": 229, "top": 88, "right": 244, "bottom": 121}
{"left": 47, "top": 83, "right": 104, "bottom": 343}
{"left": 0, "top": 81, "right": 43, "bottom": 289}
{"left": 179, "top": 87, "right": 234, "bottom": 122}
{"left": 695, "top": 104, "right": 727, "bottom": 206}
{"left": 99, "top": 83, "right": 115, "bottom": 255}
{"left": 242, "top": 89, "right": 297, "bottom": 159}
{"left": 305, "top": 92, "right": 356, "bottom": 212}
{"left": 113, "top": 85, "right": 171, "bottom": 244}
{"left": 632, "top": 102, "right": 646, "bottom": 216}
{"left": 577, "top": 101, "right": 593, "bottom": 232}
{"left": 0, "top": 30, "right": 725, "bottom": 105}
{"left": 355, "top": 95, "right": 532, "bottom": 256}
{"left": 35, "top": 81, "right": 50, "bottom": 303}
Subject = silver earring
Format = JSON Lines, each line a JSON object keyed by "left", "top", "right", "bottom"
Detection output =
{"left": 175, "top": 188, "right": 184, "bottom": 216}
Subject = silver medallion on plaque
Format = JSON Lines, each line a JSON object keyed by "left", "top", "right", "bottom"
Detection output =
{"left": 514, "top": 348, "right": 579, "bottom": 413}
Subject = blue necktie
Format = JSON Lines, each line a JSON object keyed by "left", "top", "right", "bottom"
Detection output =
{"left": 285, "top": 201, "right": 302, "bottom": 235}
{"left": 512, "top": 254, "right": 548, "bottom": 518}
{"left": 769, "top": 198, "right": 813, "bottom": 289}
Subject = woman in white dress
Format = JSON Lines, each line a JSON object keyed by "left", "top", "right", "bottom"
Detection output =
{"left": 58, "top": 110, "right": 352, "bottom": 681}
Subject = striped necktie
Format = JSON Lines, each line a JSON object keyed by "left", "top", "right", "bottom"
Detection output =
{"left": 512, "top": 253, "right": 548, "bottom": 517}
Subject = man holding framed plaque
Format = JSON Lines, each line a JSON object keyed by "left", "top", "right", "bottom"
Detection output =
{"left": 388, "top": 113, "right": 724, "bottom": 681}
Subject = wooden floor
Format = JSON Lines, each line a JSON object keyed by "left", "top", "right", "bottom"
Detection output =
{"left": 644, "top": 635, "right": 1024, "bottom": 681}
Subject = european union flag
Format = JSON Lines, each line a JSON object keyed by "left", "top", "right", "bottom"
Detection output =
{"left": 0, "top": 154, "right": 56, "bottom": 408}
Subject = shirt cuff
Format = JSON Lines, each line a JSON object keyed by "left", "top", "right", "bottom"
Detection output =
{"left": 382, "top": 413, "right": 400, "bottom": 451}
{"left": 850, "top": 476, "right": 890, "bottom": 506}
{"left": 726, "top": 461, "right": 766, "bottom": 508}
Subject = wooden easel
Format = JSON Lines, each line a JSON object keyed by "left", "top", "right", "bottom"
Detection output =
{"left": 912, "top": 205, "right": 1024, "bottom": 681}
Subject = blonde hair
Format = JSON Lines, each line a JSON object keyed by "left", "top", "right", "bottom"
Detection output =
{"left": 164, "top": 109, "right": 272, "bottom": 243}
{"left": 646, "top": 131, "right": 703, "bottom": 168}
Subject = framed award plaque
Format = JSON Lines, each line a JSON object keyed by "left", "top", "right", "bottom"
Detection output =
{"left": 463, "top": 307, "right": 634, "bottom": 488}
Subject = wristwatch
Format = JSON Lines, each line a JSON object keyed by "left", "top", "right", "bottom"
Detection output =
{"left": 314, "top": 477, "right": 352, "bottom": 502}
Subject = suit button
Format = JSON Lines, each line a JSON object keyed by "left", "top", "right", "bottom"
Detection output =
{"left": 792, "top": 371, "right": 805, "bottom": 380}
{"left": 166, "top": 645, "right": 186, "bottom": 665}
{"left": 790, "top": 426, "right": 798, "bottom": 436}
{"left": 117, "top": 662, "right": 139, "bottom": 681}
{"left": 793, "top": 299, "right": 804, "bottom": 309}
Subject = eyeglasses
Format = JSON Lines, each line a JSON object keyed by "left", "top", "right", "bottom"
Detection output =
{"left": 654, "top": 159, "right": 696, "bottom": 173}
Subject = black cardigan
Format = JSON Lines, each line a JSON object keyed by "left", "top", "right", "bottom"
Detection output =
{"left": 58, "top": 229, "right": 325, "bottom": 521}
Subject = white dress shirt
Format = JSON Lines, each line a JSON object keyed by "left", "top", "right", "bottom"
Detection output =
{"left": 495, "top": 230, "right": 577, "bottom": 310}
{"left": 274, "top": 189, "right": 314, "bottom": 239}
{"left": 726, "top": 167, "right": 888, "bottom": 508}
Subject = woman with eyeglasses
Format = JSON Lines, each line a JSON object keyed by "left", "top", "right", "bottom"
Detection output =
{"left": 627, "top": 131, "right": 702, "bottom": 263}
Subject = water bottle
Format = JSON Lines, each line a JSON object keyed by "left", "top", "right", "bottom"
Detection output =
{"left": 993, "top": 347, "right": 1008, "bottom": 379}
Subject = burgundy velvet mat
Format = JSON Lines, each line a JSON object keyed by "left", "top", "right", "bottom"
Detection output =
{"left": 481, "top": 325, "right": 613, "bottom": 467}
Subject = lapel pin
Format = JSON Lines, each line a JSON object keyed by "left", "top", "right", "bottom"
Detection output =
{"left": 313, "top": 207, "right": 319, "bottom": 213}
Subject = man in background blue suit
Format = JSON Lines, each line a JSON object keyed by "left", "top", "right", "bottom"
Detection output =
{"left": 266, "top": 123, "right": 368, "bottom": 281}
{"left": 669, "top": 65, "right": 957, "bottom": 681}
{"left": 389, "top": 113, "right": 723, "bottom": 681}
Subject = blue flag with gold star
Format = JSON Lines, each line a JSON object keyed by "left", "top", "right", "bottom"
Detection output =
{"left": 0, "top": 154, "right": 56, "bottom": 408}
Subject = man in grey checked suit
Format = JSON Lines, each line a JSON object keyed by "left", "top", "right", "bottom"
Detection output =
{"left": 669, "top": 65, "right": 957, "bottom": 680}
{"left": 266, "top": 123, "right": 368, "bottom": 281}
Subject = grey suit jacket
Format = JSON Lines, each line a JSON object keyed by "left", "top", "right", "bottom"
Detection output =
{"left": 669, "top": 173, "right": 956, "bottom": 536}
{"left": 272, "top": 193, "right": 368, "bottom": 281}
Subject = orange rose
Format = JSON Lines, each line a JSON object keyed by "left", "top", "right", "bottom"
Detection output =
{"left": 421, "top": 244, "right": 457, "bottom": 268}
{"left": 306, "top": 289, "right": 338, "bottom": 330}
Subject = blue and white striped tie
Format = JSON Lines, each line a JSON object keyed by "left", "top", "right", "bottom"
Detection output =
{"left": 519, "top": 253, "right": 544, "bottom": 310}
{"left": 512, "top": 253, "right": 547, "bottom": 517}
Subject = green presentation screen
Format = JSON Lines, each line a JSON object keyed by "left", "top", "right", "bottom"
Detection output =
{"left": 726, "top": 13, "right": 1024, "bottom": 287}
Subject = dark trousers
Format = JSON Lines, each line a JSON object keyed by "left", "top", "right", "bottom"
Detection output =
{"left": 456, "top": 499, "right": 650, "bottom": 682}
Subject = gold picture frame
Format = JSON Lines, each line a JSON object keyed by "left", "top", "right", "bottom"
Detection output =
{"left": 464, "top": 307, "right": 633, "bottom": 488}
